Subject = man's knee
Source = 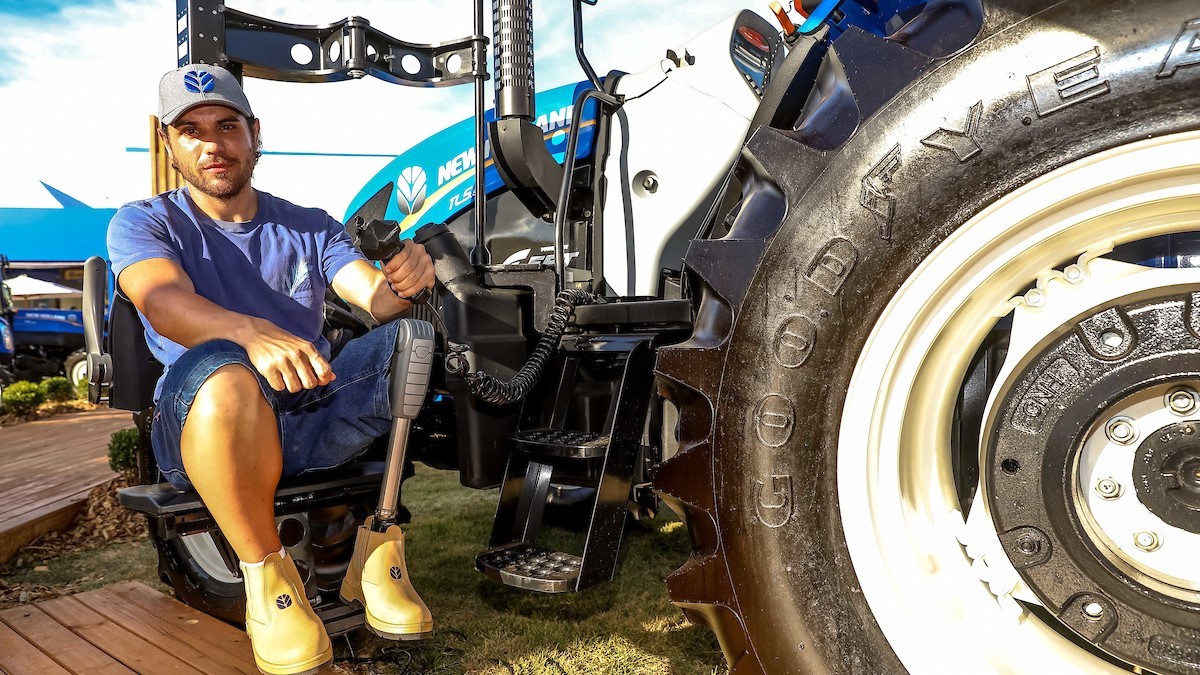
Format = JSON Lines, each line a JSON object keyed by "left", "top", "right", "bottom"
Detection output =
{"left": 189, "top": 364, "right": 270, "bottom": 422}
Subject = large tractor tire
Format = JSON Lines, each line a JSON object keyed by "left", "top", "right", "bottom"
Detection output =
{"left": 655, "top": 1, "right": 1200, "bottom": 673}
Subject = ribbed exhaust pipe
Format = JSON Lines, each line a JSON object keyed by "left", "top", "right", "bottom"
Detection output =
{"left": 492, "top": 0, "right": 535, "bottom": 120}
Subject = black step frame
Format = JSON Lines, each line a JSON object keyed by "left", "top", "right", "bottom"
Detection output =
{"left": 477, "top": 337, "right": 654, "bottom": 592}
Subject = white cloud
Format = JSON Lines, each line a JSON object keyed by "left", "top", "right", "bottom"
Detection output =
{"left": 0, "top": 0, "right": 762, "bottom": 216}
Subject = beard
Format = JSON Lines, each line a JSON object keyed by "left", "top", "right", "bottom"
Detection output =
{"left": 174, "top": 154, "right": 255, "bottom": 199}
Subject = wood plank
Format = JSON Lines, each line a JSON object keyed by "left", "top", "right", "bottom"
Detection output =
{"left": 0, "top": 463, "right": 108, "bottom": 488}
{"left": 0, "top": 485, "right": 90, "bottom": 519}
{"left": 0, "top": 467, "right": 108, "bottom": 493}
{"left": 110, "top": 583, "right": 254, "bottom": 666}
{"left": 75, "top": 585, "right": 255, "bottom": 674}
{"left": 0, "top": 605, "right": 133, "bottom": 675}
{"left": 0, "top": 498, "right": 85, "bottom": 565}
{"left": 0, "top": 619, "right": 71, "bottom": 675}
{"left": 0, "top": 408, "right": 134, "bottom": 565}
{"left": 0, "top": 485, "right": 93, "bottom": 520}
{"left": 36, "top": 595, "right": 207, "bottom": 675}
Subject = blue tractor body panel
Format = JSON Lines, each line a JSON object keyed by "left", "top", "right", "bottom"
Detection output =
{"left": 343, "top": 81, "right": 598, "bottom": 237}
{"left": 13, "top": 308, "right": 85, "bottom": 344}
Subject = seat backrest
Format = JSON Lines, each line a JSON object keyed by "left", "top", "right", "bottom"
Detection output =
{"left": 107, "top": 287, "right": 162, "bottom": 412}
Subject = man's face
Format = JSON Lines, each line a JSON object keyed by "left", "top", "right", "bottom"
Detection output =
{"left": 164, "top": 104, "right": 259, "bottom": 200}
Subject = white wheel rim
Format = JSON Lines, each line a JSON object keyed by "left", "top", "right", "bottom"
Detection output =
{"left": 180, "top": 533, "right": 242, "bottom": 585}
{"left": 838, "top": 131, "right": 1200, "bottom": 674}
{"left": 70, "top": 359, "right": 87, "bottom": 386}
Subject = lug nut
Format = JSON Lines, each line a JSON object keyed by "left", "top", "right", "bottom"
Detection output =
{"left": 1017, "top": 536, "right": 1042, "bottom": 555}
{"left": 1094, "top": 477, "right": 1121, "bottom": 500}
{"left": 1105, "top": 417, "right": 1137, "bottom": 445}
{"left": 1166, "top": 387, "right": 1197, "bottom": 415}
{"left": 1064, "top": 264, "right": 1085, "bottom": 283}
{"left": 1082, "top": 601, "right": 1105, "bottom": 619}
{"left": 1134, "top": 531, "right": 1162, "bottom": 552}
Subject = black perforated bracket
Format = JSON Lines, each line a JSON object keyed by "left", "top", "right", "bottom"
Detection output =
{"left": 178, "top": 0, "right": 487, "bottom": 87}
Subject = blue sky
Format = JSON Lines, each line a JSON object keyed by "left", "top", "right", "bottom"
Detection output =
{"left": 0, "top": 0, "right": 99, "bottom": 15}
{"left": 0, "top": 0, "right": 765, "bottom": 215}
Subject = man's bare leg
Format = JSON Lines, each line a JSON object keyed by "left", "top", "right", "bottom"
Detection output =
{"left": 180, "top": 364, "right": 333, "bottom": 674}
{"left": 180, "top": 363, "right": 282, "bottom": 562}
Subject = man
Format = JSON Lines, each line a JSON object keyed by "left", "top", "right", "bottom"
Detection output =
{"left": 108, "top": 64, "right": 434, "bottom": 675}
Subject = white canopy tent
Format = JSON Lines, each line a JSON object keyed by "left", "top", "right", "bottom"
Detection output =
{"left": 2, "top": 274, "right": 83, "bottom": 300}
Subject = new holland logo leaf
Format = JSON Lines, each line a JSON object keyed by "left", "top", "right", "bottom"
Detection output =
{"left": 390, "top": 566, "right": 403, "bottom": 580}
{"left": 396, "top": 166, "right": 427, "bottom": 216}
{"left": 275, "top": 594, "right": 293, "bottom": 610}
{"left": 183, "top": 70, "right": 215, "bottom": 94}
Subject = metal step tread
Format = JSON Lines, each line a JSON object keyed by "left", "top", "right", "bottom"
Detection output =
{"left": 315, "top": 597, "right": 365, "bottom": 637}
{"left": 511, "top": 429, "right": 610, "bottom": 459}
{"left": 475, "top": 544, "right": 583, "bottom": 593}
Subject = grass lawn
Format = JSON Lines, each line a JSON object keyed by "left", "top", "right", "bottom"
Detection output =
{"left": 2, "top": 465, "right": 727, "bottom": 674}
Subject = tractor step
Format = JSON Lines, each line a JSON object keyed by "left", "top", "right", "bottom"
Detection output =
{"left": 511, "top": 428, "right": 610, "bottom": 458}
{"left": 475, "top": 544, "right": 583, "bottom": 593}
{"left": 314, "top": 596, "right": 366, "bottom": 637}
{"left": 479, "top": 338, "right": 656, "bottom": 593}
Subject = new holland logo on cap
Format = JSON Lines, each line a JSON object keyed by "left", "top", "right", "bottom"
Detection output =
{"left": 158, "top": 64, "right": 254, "bottom": 125}
{"left": 183, "top": 69, "right": 216, "bottom": 94}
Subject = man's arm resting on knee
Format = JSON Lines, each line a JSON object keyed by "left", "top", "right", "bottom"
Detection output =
{"left": 119, "top": 258, "right": 334, "bottom": 392}
{"left": 331, "top": 241, "right": 435, "bottom": 324}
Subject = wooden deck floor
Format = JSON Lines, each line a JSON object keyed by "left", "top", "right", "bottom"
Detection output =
{"left": 0, "top": 409, "right": 137, "bottom": 563}
{"left": 0, "top": 581, "right": 256, "bottom": 674}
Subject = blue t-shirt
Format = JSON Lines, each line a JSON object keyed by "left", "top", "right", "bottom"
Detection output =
{"left": 106, "top": 188, "right": 365, "bottom": 399}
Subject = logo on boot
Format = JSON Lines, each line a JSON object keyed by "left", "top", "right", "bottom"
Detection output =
{"left": 390, "top": 566, "right": 403, "bottom": 580}
{"left": 275, "top": 594, "right": 293, "bottom": 610}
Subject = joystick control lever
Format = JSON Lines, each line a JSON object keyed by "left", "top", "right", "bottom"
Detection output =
{"left": 374, "top": 318, "right": 435, "bottom": 530}
{"left": 349, "top": 216, "right": 432, "bottom": 305}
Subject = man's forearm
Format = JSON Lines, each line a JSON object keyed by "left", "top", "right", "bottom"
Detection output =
{"left": 366, "top": 276, "right": 412, "bottom": 324}
{"left": 140, "top": 284, "right": 260, "bottom": 348}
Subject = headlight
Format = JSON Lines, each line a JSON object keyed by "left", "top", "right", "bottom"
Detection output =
{"left": 0, "top": 323, "right": 13, "bottom": 352}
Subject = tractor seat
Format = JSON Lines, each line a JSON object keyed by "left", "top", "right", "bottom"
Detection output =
{"left": 91, "top": 263, "right": 383, "bottom": 529}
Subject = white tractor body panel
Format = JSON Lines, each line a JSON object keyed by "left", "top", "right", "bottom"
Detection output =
{"left": 599, "top": 12, "right": 766, "bottom": 297}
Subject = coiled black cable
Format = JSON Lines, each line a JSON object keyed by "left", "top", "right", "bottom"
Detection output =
{"left": 444, "top": 288, "right": 596, "bottom": 405}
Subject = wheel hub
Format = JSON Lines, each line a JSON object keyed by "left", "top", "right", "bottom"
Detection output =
{"left": 986, "top": 287, "right": 1200, "bottom": 669}
{"left": 1076, "top": 387, "right": 1200, "bottom": 596}
{"left": 1133, "top": 421, "right": 1200, "bottom": 534}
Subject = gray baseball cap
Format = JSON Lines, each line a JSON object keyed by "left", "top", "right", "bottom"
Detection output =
{"left": 158, "top": 64, "right": 254, "bottom": 125}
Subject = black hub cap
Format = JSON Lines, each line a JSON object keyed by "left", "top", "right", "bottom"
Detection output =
{"left": 987, "top": 292, "right": 1200, "bottom": 674}
{"left": 1134, "top": 424, "right": 1200, "bottom": 534}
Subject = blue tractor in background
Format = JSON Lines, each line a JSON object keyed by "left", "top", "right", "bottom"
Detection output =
{"left": 0, "top": 258, "right": 15, "bottom": 403}
{"left": 0, "top": 256, "right": 89, "bottom": 389}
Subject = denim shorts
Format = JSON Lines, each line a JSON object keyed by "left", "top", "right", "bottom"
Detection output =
{"left": 150, "top": 320, "right": 399, "bottom": 490}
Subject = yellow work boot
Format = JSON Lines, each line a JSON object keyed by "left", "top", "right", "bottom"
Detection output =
{"left": 340, "top": 516, "right": 433, "bottom": 640}
{"left": 240, "top": 551, "right": 333, "bottom": 675}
